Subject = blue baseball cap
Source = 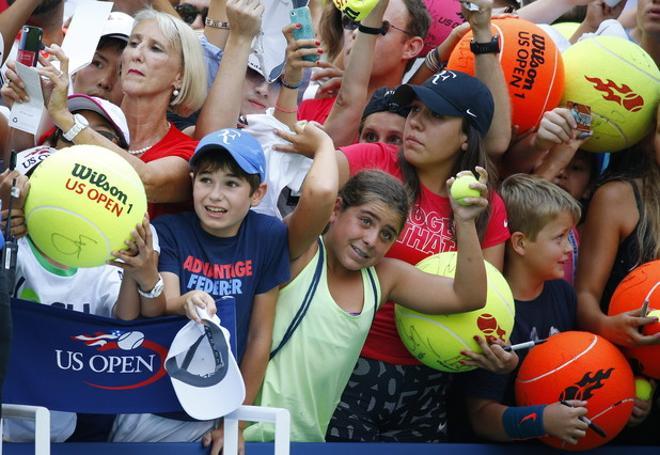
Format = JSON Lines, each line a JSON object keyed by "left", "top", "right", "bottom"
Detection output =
{"left": 392, "top": 70, "right": 494, "bottom": 136}
{"left": 192, "top": 128, "right": 266, "bottom": 183}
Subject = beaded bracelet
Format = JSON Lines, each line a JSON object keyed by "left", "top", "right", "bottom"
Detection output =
{"left": 205, "top": 17, "right": 231, "bottom": 30}
{"left": 424, "top": 47, "right": 445, "bottom": 73}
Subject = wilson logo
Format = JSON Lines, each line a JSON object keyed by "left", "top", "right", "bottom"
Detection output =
{"left": 585, "top": 76, "right": 644, "bottom": 112}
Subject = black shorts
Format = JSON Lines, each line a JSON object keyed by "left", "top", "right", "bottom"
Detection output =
{"left": 326, "top": 356, "right": 452, "bottom": 442}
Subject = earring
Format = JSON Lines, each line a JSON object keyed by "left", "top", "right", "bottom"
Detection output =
{"left": 172, "top": 88, "right": 180, "bottom": 97}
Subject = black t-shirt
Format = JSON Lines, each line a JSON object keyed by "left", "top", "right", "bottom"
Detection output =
{"left": 464, "top": 279, "right": 578, "bottom": 405}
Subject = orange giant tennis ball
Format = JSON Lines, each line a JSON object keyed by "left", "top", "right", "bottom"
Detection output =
{"left": 447, "top": 16, "right": 564, "bottom": 134}
{"left": 608, "top": 260, "right": 660, "bottom": 379}
{"left": 515, "top": 331, "right": 635, "bottom": 451}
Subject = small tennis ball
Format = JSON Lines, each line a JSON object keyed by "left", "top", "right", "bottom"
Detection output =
{"left": 450, "top": 174, "right": 480, "bottom": 206}
{"left": 635, "top": 377, "right": 653, "bottom": 401}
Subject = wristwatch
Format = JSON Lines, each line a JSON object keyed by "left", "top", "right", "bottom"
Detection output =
{"left": 138, "top": 274, "right": 165, "bottom": 299}
{"left": 62, "top": 113, "right": 89, "bottom": 142}
{"left": 470, "top": 36, "right": 500, "bottom": 55}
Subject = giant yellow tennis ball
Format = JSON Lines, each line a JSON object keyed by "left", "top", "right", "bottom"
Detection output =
{"left": 551, "top": 22, "right": 580, "bottom": 40}
{"left": 395, "top": 252, "right": 515, "bottom": 372}
{"left": 332, "top": 0, "right": 379, "bottom": 22}
{"left": 450, "top": 174, "right": 480, "bottom": 206}
{"left": 24, "top": 145, "right": 147, "bottom": 268}
{"left": 561, "top": 36, "right": 660, "bottom": 152}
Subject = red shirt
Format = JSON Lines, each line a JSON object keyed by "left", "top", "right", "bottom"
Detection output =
{"left": 342, "top": 142, "right": 511, "bottom": 365}
{"left": 142, "top": 125, "right": 197, "bottom": 220}
{"left": 297, "top": 97, "right": 336, "bottom": 124}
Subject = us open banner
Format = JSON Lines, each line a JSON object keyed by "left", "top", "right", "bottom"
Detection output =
{"left": 3, "top": 298, "right": 237, "bottom": 414}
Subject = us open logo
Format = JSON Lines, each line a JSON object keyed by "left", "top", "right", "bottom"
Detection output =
{"left": 54, "top": 331, "right": 168, "bottom": 390}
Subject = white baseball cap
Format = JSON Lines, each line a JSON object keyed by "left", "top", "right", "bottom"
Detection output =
{"left": 35, "top": 94, "right": 130, "bottom": 146}
{"left": 101, "top": 12, "right": 134, "bottom": 42}
{"left": 165, "top": 308, "right": 245, "bottom": 420}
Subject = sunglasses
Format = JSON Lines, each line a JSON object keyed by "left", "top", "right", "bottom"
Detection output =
{"left": 175, "top": 4, "right": 208, "bottom": 25}
{"left": 341, "top": 16, "right": 414, "bottom": 37}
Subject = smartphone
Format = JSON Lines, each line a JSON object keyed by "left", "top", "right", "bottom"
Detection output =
{"left": 17, "top": 25, "right": 43, "bottom": 67}
{"left": 290, "top": 6, "right": 319, "bottom": 63}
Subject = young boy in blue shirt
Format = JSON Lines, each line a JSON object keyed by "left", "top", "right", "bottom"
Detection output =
{"left": 110, "top": 129, "right": 290, "bottom": 445}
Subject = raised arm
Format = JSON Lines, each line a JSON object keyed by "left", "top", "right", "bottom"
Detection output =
{"left": 0, "top": 0, "right": 40, "bottom": 63}
{"left": 381, "top": 168, "right": 489, "bottom": 314}
{"left": 321, "top": 0, "right": 389, "bottom": 147}
{"left": 195, "top": 0, "right": 263, "bottom": 138}
{"left": 275, "top": 122, "right": 338, "bottom": 260}
{"left": 465, "top": 0, "right": 511, "bottom": 158}
{"left": 204, "top": 0, "right": 231, "bottom": 50}
{"left": 516, "top": 0, "right": 591, "bottom": 24}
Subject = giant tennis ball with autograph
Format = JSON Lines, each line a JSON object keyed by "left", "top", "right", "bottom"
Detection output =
{"left": 395, "top": 252, "right": 515, "bottom": 372}
{"left": 24, "top": 145, "right": 147, "bottom": 268}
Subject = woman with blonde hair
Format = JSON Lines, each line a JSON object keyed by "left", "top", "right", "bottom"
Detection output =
{"left": 40, "top": 8, "right": 207, "bottom": 218}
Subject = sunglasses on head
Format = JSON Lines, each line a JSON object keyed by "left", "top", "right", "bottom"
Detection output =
{"left": 341, "top": 16, "right": 413, "bottom": 36}
{"left": 175, "top": 3, "right": 208, "bottom": 25}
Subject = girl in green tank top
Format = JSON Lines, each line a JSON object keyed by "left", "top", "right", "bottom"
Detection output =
{"left": 241, "top": 122, "right": 493, "bottom": 442}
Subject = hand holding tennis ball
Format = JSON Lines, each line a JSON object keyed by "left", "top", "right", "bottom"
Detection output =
{"left": 450, "top": 173, "right": 481, "bottom": 206}
{"left": 448, "top": 167, "right": 489, "bottom": 222}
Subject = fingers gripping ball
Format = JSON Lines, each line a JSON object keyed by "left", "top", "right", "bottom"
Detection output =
{"left": 24, "top": 145, "right": 147, "bottom": 268}
{"left": 395, "top": 252, "right": 515, "bottom": 373}
{"left": 450, "top": 174, "right": 480, "bottom": 206}
{"left": 561, "top": 37, "right": 660, "bottom": 152}
{"left": 332, "top": 0, "right": 379, "bottom": 22}
{"left": 447, "top": 16, "right": 564, "bottom": 134}
{"left": 608, "top": 260, "right": 660, "bottom": 379}
{"left": 515, "top": 331, "right": 635, "bottom": 451}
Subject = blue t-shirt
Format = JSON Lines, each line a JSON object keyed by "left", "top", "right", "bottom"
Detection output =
{"left": 465, "top": 279, "right": 578, "bottom": 404}
{"left": 154, "top": 210, "right": 290, "bottom": 361}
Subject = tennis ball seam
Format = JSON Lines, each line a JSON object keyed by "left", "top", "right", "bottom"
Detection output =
{"left": 397, "top": 308, "right": 472, "bottom": 350}
{"left": 591, "top": 112, "right": 630, "bottom": 144}
{"left": 25, "top": 205, "right": 112, "bottom": 260}
{"left": 592, "top": 39, "right": 660, "bottom": 82}
{"left": 517, "top": 335, "right": 598, "bottom": 384}
{"left": 590, "top": 397, "right": 636, "bottom": 422}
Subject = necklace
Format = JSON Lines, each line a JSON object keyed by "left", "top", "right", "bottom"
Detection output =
{"left": 127, "top": 123, "right": 171, "bottom": 156}
{"left": 127, "top": 144, "right": 154, "bottom": 155}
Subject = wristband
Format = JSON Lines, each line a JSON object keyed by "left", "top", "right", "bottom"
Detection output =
{"left": 205, "top": 18, "right": 230, "bottom": 30}
{"left": 280, "top": 77, "right": 303, "bottom": 90}
{"left": 502, "top": 405, "right": 547, "bottom": 440}
{"left": 424, "top": 48, "right": 445, "bottom": 74}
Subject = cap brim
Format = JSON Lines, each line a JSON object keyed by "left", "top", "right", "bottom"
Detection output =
{"left": 166, "top": 319, "right": 245, "bottom": 420}
{"left": 192, "top": 144, "right": 263, "bottom": 183}
{"left": 392, "top": 85, "right": 464, "bottom": 119}
{"left": 67, "top": 94, "right": 127, "bottom": 144}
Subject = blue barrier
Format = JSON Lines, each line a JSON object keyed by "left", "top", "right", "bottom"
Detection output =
{"left": 4, "top": 442, "right": 660, "bottom": 454}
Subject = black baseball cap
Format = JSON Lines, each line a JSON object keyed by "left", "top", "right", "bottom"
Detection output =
{"left": 392, "top": 70, "right": 494, "bottom": 136}
{"left": 361, "top": 87, "right": 411, "bottom": 122}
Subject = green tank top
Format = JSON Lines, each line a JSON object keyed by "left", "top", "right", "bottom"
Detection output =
{"left": 243, "top": 238, "right": 380, "bottom": 442}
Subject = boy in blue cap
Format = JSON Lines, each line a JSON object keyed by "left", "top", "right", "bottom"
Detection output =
{"left": 110, "top": 128, "right": 290, "bottom": 445}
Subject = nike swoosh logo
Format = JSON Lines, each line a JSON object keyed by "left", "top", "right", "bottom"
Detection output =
{"left": 520, "top": 413, "right": 537, "bottom": 424}
{"left": 466, "top": 109, "right": 477, "bottom": 118}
